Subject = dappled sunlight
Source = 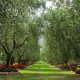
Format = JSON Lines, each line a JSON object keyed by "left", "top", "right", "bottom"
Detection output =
{"left": 19, "top": 61, "right": 74, "bottom": 76}
{"left": 0, "top": 61, "right": 78, "bottom": 80}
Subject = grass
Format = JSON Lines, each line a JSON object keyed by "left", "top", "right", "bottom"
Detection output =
{"left": 0, "top": 61, "right": 80, "bottom": 80}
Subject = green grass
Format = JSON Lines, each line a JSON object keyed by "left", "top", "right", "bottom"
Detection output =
{"left": 0, "top": 61, "right": 80, "bottom": 80}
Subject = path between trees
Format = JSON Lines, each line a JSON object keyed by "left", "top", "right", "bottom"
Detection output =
{"left": 0, "top": 61, "right": 79, "bottom": 80}
{"left": 18, "top": 61, "right": 80, "bottom": 80}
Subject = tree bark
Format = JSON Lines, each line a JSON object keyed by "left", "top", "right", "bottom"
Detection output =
{"left": 18, "top": 57, "right": 21, "bottom": 64}
{"left": 6, "top": 55, "right": 11, "bottom": 67}
{"left": 10, "top": 56, "right": 15, "bottom": 65}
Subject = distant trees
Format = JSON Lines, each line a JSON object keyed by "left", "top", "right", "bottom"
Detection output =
{"left": 42, "top": 0, "right": 80, "bottom": 65}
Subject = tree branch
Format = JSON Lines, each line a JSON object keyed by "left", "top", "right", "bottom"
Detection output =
{"left": 15, "top": 36, "right": 27, "bottom": 49}
{"left": 2, "top": 42, "right": 10, "bottom": 55}
{"left": 12, "top": 31, "right": 29, "bottom": 52}
{"left": 12, "top": 32, "right": 17, "bottom": 50}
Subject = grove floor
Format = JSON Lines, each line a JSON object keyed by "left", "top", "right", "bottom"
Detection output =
{"left": 0, "top": 61, "right": 80, "bottom": 80}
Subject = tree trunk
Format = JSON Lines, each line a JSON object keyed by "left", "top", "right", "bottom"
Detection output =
{"left": 65, "top": 62, "right": 68, "bottom": 66}
{"left": 6, "top": 55, "right": 11, "bottom": 67}
{"left": 18, "top": 57, "right": 21, "bottom": 64}
{"left": 10, "top": 56, "right": 15, "bottom": 65}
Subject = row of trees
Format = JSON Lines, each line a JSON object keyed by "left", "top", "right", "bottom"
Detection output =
{"left": 0, "top": 0, "right": 80, "bottom": 67}
{"left": 42, "top": 0, "right": 80, "bottom": 65}
{"left": 0, "top": 0, "right": 45, "bottom": 67}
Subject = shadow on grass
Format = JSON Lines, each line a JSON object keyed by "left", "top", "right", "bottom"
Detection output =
{"left": 14, "top": 73, "right": 80, "bottom": 80}
{"left": 25, "top": 68, "right": 62, "bottom": 72}
{"left": 0, "top": 72, "right": 79, "bottom": 80}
